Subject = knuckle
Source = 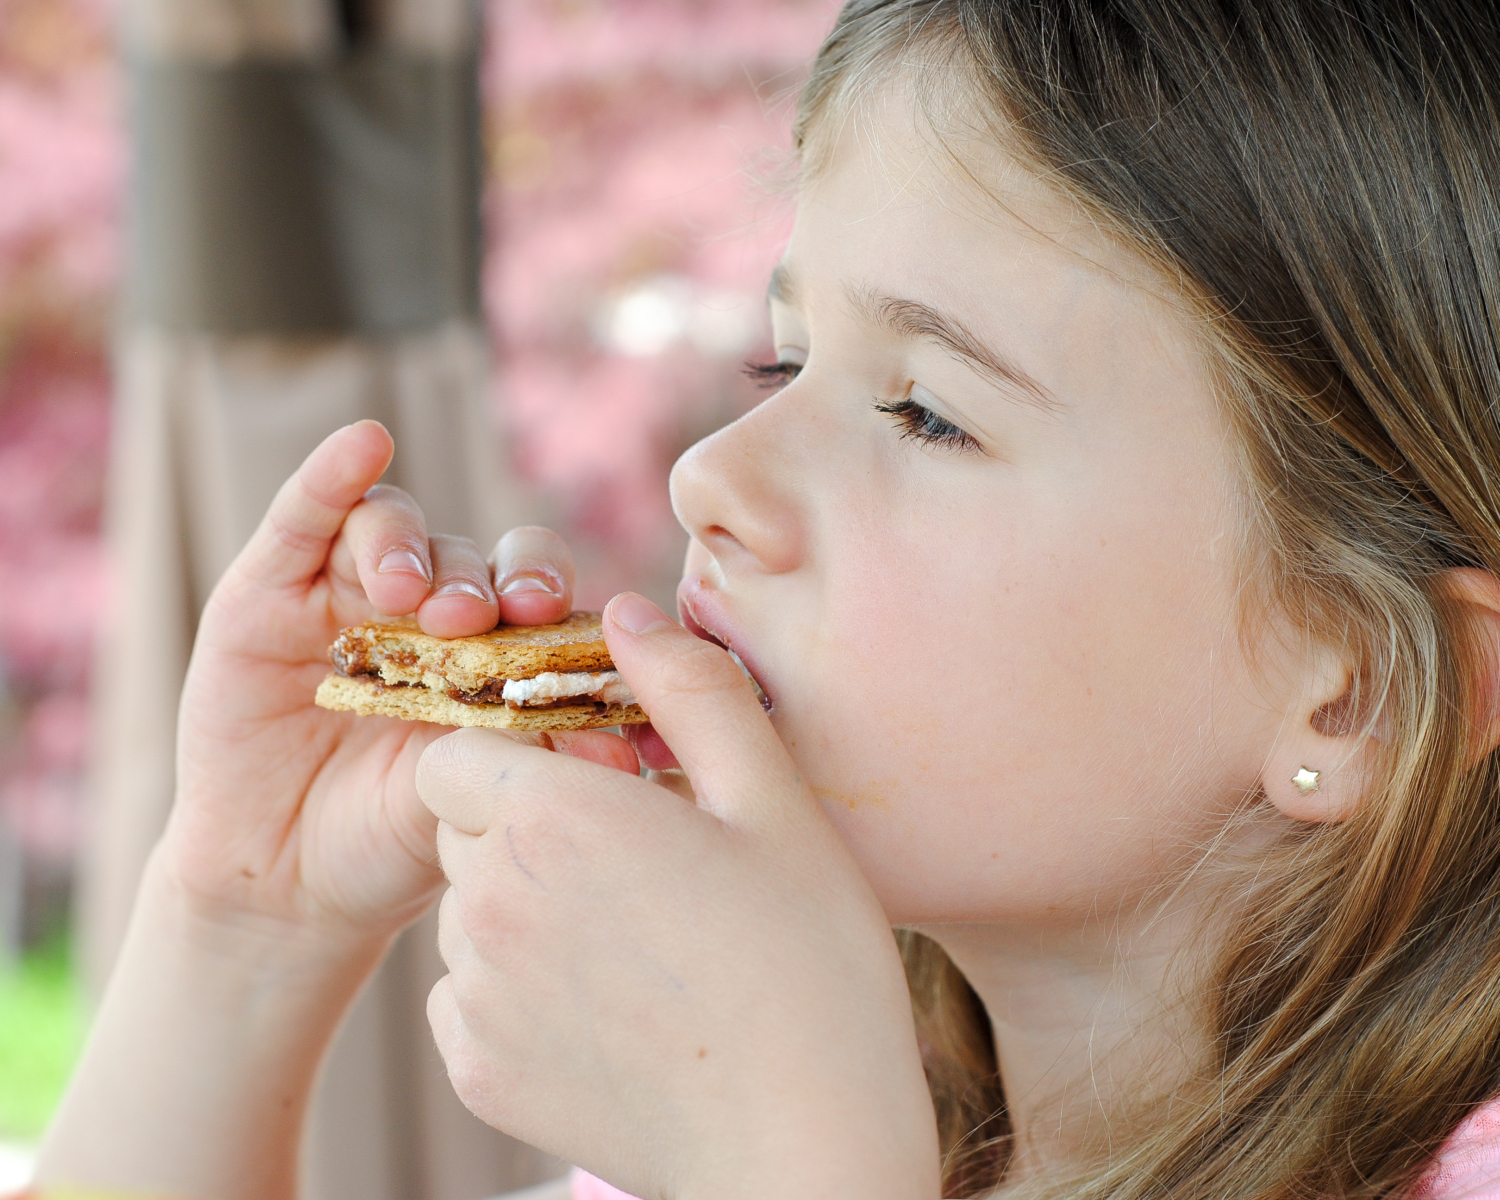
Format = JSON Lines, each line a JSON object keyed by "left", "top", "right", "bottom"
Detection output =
{"left": 495, "top": 526, "right": 574, "bottom": 566}
{"left": 450, "top": 951, "right": 498, "bottom": 1009}
{"left": 265, "top": 511, "right": 328, "bottom": 559}
{"left": 361, "top": 482, "right": 411, "bottom": 506}
{"left": 422, "top": 728, "right": 496, "bottom": 782}
{"left": 436, "top": 884, "right": 460, "bottom": 933}
{"left": 489, "top": 806, "right": 563, "bottom": 878}
{"left": 426, "top": 979, "right": 457, "bottom": 1045}
{"left": 456, "top": 876, "right": 511, "bottom": 949}
{"left": 295, "top": 470, "right": 350, "bottom": 516}
{"left": 433, "top": 824, "right": 463, "bottom": 870}
{"left": 445, "top": 1052, "right": 497, "bottom": 1121}
{"left": 415, "top": 736, "right": 467, "bottom": 811}
{"left": 430, "top": 532, "right": 480, "bottom": 556}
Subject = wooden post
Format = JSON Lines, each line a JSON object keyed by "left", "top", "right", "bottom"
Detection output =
{"left": 78, "top": 2, "right": 562, "bottom": 1195}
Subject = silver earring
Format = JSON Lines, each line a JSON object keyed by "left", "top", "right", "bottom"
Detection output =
{"left": 1291, "top": 766, "right": 1321, "bottom": 795}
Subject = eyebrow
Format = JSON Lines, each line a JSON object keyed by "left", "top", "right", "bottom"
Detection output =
{"left": 768, "top": 264, "right": 1055, "bottom": 414}
{"left": 849, "top": 284, "right": 1058, "bottom": 414}
{"left": 769, "top": 263, "right": 1058, "bottom": 414}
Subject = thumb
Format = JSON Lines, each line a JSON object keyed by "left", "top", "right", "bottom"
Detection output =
{"left": 604, "top": 592, "right": 808, "bottom": 830}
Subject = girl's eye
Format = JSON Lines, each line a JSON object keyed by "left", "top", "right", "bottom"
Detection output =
{"left": 743, "top": 360, "right": 803, "bottom": 390}
{"left": 874, "top": 394, "right": 982, "bottom": 454}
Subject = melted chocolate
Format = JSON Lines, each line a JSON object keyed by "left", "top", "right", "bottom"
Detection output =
{"left": 330, "top": 631, "right": 373, "bottom": 677}
{"left": 331, "top": 630, "right": 615, "bottom": 712}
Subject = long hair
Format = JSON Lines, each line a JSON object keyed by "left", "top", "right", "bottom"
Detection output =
{"left": 796, "top": 2, "right": 1500, "bottom": 1196}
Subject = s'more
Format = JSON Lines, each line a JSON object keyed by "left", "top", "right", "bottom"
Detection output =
{"left": 314, "top": 611, "right": 648, "bottom": 731}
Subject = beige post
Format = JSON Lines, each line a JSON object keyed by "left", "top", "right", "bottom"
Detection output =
{"left": 79, "top": 2, "right": 565, "bottom": 1195}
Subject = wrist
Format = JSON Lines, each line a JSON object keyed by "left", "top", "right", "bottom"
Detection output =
{"left": 676, "top": 1090, "right": 942, "bottom": 1200}
{"left": 36, "top": 851, "right": 402, "bottom": 1200}
{"left": 141, "top": 847, "right": 398, "bottom": 989}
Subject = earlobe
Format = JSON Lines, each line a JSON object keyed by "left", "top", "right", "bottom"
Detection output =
{"left": 1261, "top": 647, "right": 1371, "bottom": 825}
{"left": 1265, "top": 755, "right": 1364, "bottom": 823}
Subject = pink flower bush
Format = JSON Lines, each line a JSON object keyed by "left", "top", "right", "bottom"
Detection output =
{"left": 0, "top": 0, "right": 119, "bottom": 868}
{"left": 484, "top": 0, "right": 841, "bottom": 600}
{"left": 0, "top": 0, "right": 840, "bottom": 865}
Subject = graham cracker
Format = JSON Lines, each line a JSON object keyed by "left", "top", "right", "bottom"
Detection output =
{"left": 315, "top": 672, "right": 646, "bottom": 731}
{"left": 330, "top": 610, "right": 615, "bottom": 693}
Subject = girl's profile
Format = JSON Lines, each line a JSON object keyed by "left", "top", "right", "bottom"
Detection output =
{"left": 33, "top": 1, "right": 1500, "bottom": 1198}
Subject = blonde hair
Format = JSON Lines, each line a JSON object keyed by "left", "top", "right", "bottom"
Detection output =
{"left": 796, "top": 2, "right": 1500, "bottom": 1196}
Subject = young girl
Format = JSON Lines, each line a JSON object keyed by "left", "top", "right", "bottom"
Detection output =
{"left": 35, "top": 1, "right": 1500, "bottom": 1197}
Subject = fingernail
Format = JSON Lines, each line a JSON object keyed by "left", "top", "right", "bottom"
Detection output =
{"left": 378, "top": 548, "right": 431, "bottom": 582}
{"left": 435, "top": 579, "right": 494, "bottom": 602}
{"left": 610, "top": 592, "right": 674, "bottom": 634}
{"left": 500, "top": 572, "right": 563, "bottom": 597}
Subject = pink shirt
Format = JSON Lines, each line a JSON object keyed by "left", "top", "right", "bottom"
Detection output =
{"left": 570, "top": 1100, "right": 1500, "bottom": 1200}
{"left": 569, "top": 1170, "right": 639, "bottom": 1200}
{"left": 1409, "top": 1102, "right": 1500, "bottom": 1200}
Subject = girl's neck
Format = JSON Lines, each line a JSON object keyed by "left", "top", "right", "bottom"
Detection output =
{"left": 921, "top": 903, "right": 1208, "bottom": 1183}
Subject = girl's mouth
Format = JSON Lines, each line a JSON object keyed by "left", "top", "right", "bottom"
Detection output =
{"left": 676, "top": 578, "right": 773, "bottom": 713}
{"left": 677, "top": 590, "right": 727, "bottom": 650}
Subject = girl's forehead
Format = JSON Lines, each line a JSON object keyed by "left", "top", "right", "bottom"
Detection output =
{"left": 791, "top": 86, "right": 1182, "bottom": 315}
{"left": 784, "top": 162, "right": 1193, "bottom": 375}
{"left": 779, "top": 97, "right": 1216, "bottom": 431}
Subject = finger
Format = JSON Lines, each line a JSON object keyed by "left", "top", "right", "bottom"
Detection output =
{"left": 426, "top": 976, "right": 497, "bottom": 1120}
{"left": 418, "top": 727, "right": 649, "bottom": 836}
{"left": 435, "top": 820, "right": 481, "bottom": 885}
{"left": 491, "top": 527, "right": 574, "bottom": 627}
{"left": 418, "top": 728, "right": 635, "bottom": 834}
{"left": 418, "top": 535, "right": 500, "bottom": 637}
{"left": 330, "top": 484, "right": 433, "bottom": 615}
{"left": 603, "top": 593, "right": 805, "bottom": 829}
{"left": 231, "top": 421, "right": 395, "bottom": 593}
{"left": 435, "top": 884, "right": 477, "bottom": 971}
{"left": 648, "top": 767, "right": 698, "bottom": 805}
{"left": 547, "top": 729, "right": 641, "bottom": 775}
{"left": 625, "top": 722, "right": 679, "bottom": 772}
{"left": 419, "top": 729, "right": 527, "bottom": 834}
{"left": 427, "top": 973, "right": 465, "bottom": 1069}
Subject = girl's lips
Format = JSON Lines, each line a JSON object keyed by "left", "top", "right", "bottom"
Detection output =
{"left": 676, "top": 585, "right": 727, "bottom": 650}
{"left": 676, "top": 577, "right": 774, "bottom": 711}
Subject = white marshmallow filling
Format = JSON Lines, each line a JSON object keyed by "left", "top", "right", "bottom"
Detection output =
{"left": 500, "top": 670, "right": 634, "bottom": 708}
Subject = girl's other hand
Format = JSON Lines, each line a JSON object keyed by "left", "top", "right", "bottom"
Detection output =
{"left": 38, "top": 422, "right": 599, "bottom": 1200}
{"left": 420, "top": 594, "right": 942, "bottom": 1200}
{"left": 163, "top": 421, "right": 580, "bottom": 953}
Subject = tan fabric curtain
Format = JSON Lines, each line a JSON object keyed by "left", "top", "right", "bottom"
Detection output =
{"left": 78, "top": 2, "right": 565, "bottom": 1195}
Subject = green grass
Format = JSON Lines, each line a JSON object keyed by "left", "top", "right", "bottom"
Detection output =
{"left": 0, "top": 936, "right": 85, "bottom": 1140}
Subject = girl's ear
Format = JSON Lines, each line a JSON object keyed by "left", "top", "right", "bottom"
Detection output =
{"left": 1437, "top": 568, "right": 1500, "bottom": 765}
{"left": 1260, "top": 640, "right": 1372, "bottom": 825}
{"left": 1261, "top": 568, "right": 1500, "bottom": 825}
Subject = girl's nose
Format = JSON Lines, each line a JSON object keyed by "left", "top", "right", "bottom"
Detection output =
{"left": 669, "top": 395, "right": 807, "bottom": 576}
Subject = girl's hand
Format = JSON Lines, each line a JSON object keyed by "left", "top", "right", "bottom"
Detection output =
{"left": 420, "top": 594, "right": 942, "bottom": 1200}
{"left": 162, "top": 420, "right": 581, "bottom": 952}
{"left": 42, "top": 421, "right": 609, "bottom": 1200}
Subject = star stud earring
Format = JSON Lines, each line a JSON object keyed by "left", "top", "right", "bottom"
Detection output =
{"left": 1291, "top": 766, "right": 1322, "bottom": 795}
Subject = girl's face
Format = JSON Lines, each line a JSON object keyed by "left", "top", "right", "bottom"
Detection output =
{"left": 670, "top": 97, "right": 1293, "bottom": 928}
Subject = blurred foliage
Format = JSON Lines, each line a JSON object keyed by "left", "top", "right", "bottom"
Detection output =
{"left": 0, "top": 0, "right": 115, "bottom": 873}
{"left": 484, "top": 0, "right": 842, "bottom": 600}
{"left": 0, "top": 0, "right": 845, "bottom": 1158}
{"left": 0, "top": 934, "right": 84, "bottom": 1139}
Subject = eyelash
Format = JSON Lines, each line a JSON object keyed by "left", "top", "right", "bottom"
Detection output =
{"left": 874, "top": 396, "right": 982, "bottom": 453}
{"left": 742, "top": 360, "right": 981, "bottom": 454}
{"left": 743, "top": 360, "right": 801, "bottom": 389}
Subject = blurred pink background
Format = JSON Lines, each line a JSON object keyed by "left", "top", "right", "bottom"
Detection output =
{"left": 0, "top": 0, "right": 840, "bottom": 927}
